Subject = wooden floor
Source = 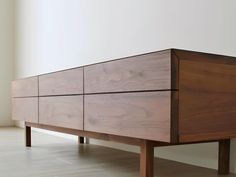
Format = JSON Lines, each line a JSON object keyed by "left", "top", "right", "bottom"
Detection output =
{"left": 0, "top": 127, "right": 235, "bottom": 177}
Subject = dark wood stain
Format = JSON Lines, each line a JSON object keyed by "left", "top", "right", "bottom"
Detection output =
{"left": 12, "top": 97, "right": 38, "bottom": 123}
{"left": 218, "top": 139, "right": 230, "bottom": 175}
{"left": 178, "top": 55, "right": 236, "bottom": 142}
{"left": 12, "top": 76, "right": 38, "bottom": 97}
{"left": 25, "top": 126, "right": 31, "bottom": 147}
{"left": 84, "top": 92, "right": 171, "bottom": 142}
{"left": 170, "top": 50, "right": 179, "bottom": 143}
{"left": 84, "top": 50, "right": 173, "bottom": 94}
{"left": 39, "top": 68, "right": 83, "bottom": 96}
{"left": 39, "top": 96, "right": 83, "bottom": 130}
{"left": 140, "top": 140, "right": 154, "bottom": 177}
{"left": 12, "top": 48, "right": 236, "bottom": 177}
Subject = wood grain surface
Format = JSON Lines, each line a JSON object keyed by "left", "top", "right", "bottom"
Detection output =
{"left": 140, "top": 140, "right": 154, "bottom": 177}
{"left": 178, "top": 55, "right": 236, "bottom": 142}
{"left": 12, "top": 77, "right": 38, "bottom": 97}
{"left": 12, "top": 97, "right": 38, "bottom": 123}
{"left": 26, "top": 122, "right": 145, "bottom": 146}
{"left": 218, "top": 139, "right": 230, "bottom": 175}
{"left": 39, "top": 96, "right": 83, "bottom": 130}
{"left": 84, "top": 50, "right": 172, "bottom": 93}
{"left": 39, "top": 68, "right": 83, "bottom": 96}
{"left": 84, "top": 92, "right": 171, "bottom": 142}
{"left": 25, "top": 126, "right": 31, "bottom": 147}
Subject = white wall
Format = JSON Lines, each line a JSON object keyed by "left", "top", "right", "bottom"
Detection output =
{"left": 0, "top": 0, "right": 14, "bottom": 126}
{"left": 14, "top": 0, "right": 236, "bottom": 173}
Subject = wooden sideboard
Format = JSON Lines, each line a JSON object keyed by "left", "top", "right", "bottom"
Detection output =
{"left": 12, "top": 49, "right": 236, "bottom": 177}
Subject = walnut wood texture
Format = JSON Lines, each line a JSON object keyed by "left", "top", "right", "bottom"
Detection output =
{"left": 140, "top": 141, "right": 154, "bottom": 177}
{"left": 25, "top": 122, "right": 144, "bottom": 146}
{"left": 25, "top": 126, "right": 31, "bottom": 147}
{"left": 39, "top": 96, "right": 83, "bottom": 130}
{"left": 218, "top": 139, "right": 230, "bottom": 175}
{"left": 39, "top": 68, "right": 83, "bottom": 96}
{"left": 170, "top": 51, "right": 179, "bottom": 143}
{"left": 84, "top": 91, "right": 171, "bottom": 142}
{"left": 175, "top": 49, "right": 236, "bottom": 142}
{"left": 79, "top": 137, "right": 85, "bottom": 144}
{"left": 12, "top": 49, "right": 236, "bottom": 145}
{"left": 84, "top": 50, "right": 173, "bottom": 94}
{"left": 12, "top": 97, "right": 38, "bottom": 123}
{"left": 12, "top": 77, "right": 38, "bottom": 97}
{"left": 25, "top": 122, "right": 220, "bottom": 147}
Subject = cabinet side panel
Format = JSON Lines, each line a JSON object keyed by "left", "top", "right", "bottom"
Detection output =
{"left": 179, "top": 56, "right": 236, "bottom": 142}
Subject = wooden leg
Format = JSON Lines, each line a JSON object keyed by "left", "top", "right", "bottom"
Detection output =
{"left": 218, "top": 139, "right": 230, "bottom": 175}
{"left": 140, "top": 140, "right": 154, "bottom": 177}
{"left": 25, "top": 126, "right": 31, "bottom": 147}
{"left": 79, "top": 136, "right": 84, "bottom": 144}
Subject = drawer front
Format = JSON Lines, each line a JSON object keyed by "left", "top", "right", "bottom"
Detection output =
{"left": 39, "top": 96, "right": 83, "bottom": 130}
{"left": 12, "top": 77, "right": 38, "bottom": 97}
{"left": 39, "top": 68, "right": 83, "bottom": 96}
{"left": 12, "top": 97, "right": 38, "bottom": 123}
{"left": 84, "top": 92, "right": 171, "bottom": 142}
{"left": 84, "top": 51, "right": 171, "bottom": 94}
